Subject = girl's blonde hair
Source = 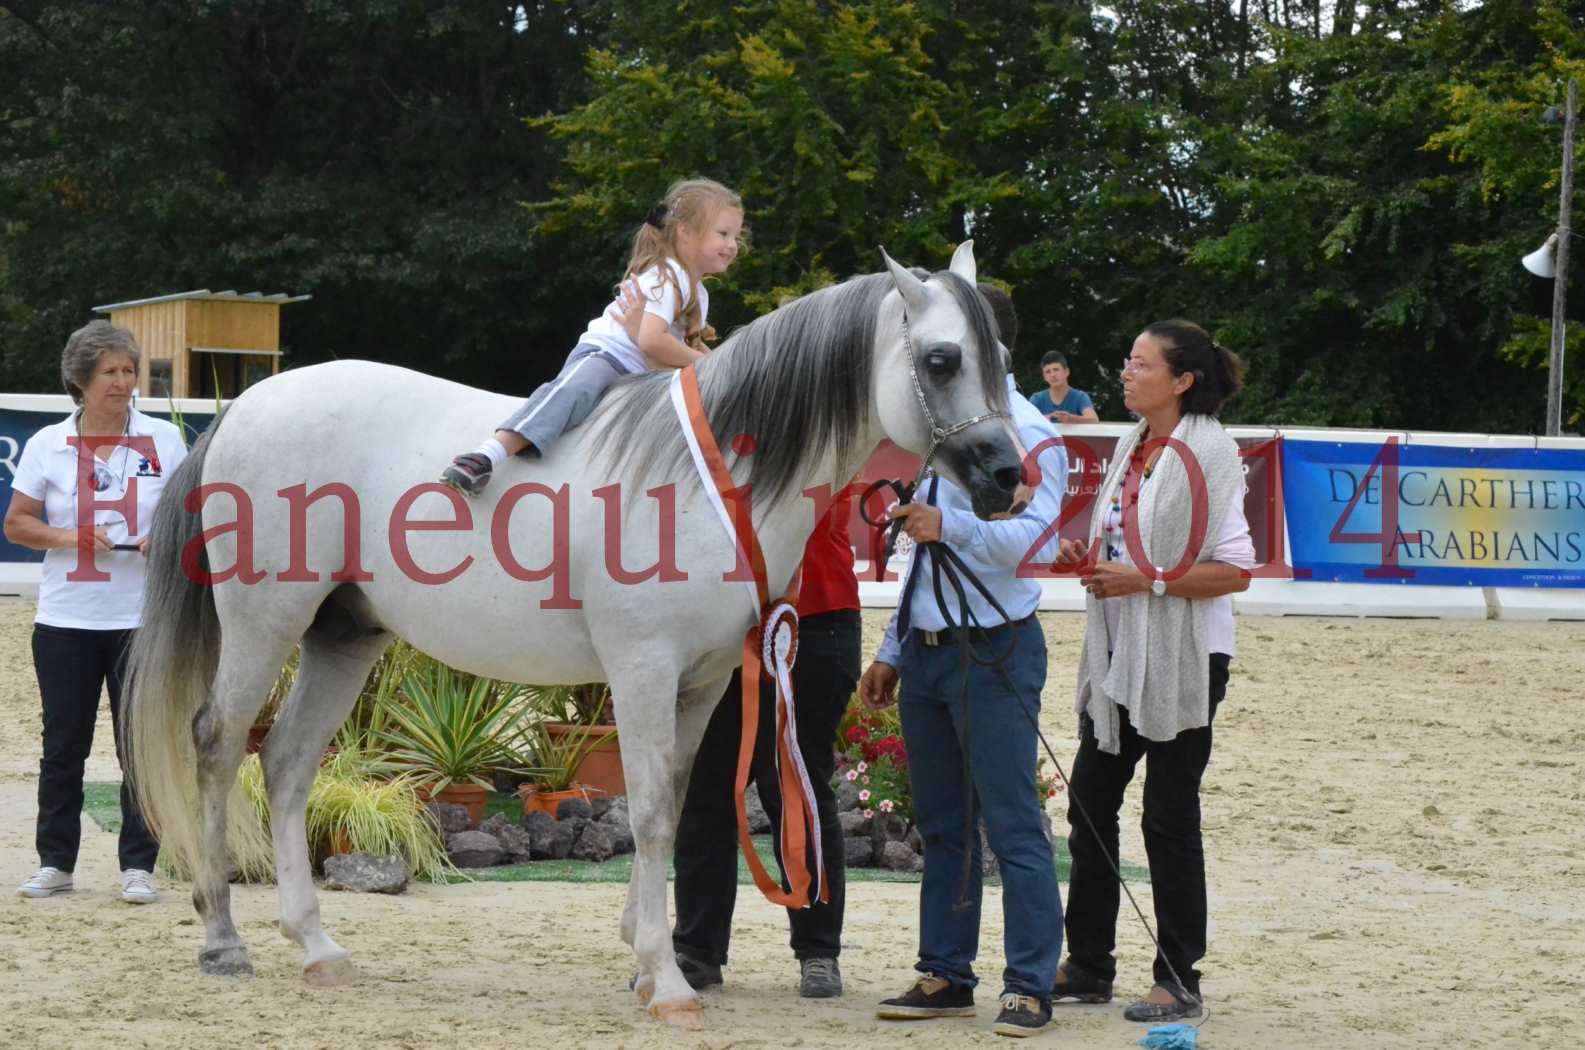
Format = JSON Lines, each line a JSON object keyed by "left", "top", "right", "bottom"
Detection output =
{"left": 624, "top": 177, "right": 744, "bottom": 349}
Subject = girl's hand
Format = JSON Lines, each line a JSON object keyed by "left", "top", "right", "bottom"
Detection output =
{"left": 1078, "top": 561, "right": 1150, "bottom": 599}
{"left": 608, "top": 279, "right": 645, "bottom": 343}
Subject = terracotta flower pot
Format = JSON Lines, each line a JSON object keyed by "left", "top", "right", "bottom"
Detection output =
{"left": 416, "top": 781, "right": 489, "bottom": 825}
{"left": 543, "top": 722, "right": 625, "bottom": 796}
{"left": 517, "top": 783, "right": 595, "bottom": 818}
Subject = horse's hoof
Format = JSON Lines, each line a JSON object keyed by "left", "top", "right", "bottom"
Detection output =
{"left": 650, "top": 999, "right": 704, "bottom": 1028}
{"left": 303, "top": 956, "right": 358, "bottom": 987}
{"left": 198, "top": 946, "right": 254, "bottom": 977}
{"left": 632, "top": 973, "right": 655, "bottom": 1005}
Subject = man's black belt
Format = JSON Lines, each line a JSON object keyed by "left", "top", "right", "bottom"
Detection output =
{"left": 913, "top": 613, "right": 1037, "bottom": 648}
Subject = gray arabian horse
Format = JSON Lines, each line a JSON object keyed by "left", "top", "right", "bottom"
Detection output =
{"left": 121, "top": 243, "right": 1023, "bottom": 1024}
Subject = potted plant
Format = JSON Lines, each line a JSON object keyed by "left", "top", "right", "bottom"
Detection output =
{"left": 232, "top": 749, "right": 455, "bottom": 882}
{"left": 836, "top": 692, "right": 914, "bottom": 822}
{"left": 371, "top": 661, "right": 539, "bottom": 825}
{"left": 305, "top": 749, "right": 453, "bottom": 878}
{"left": 516, "top": 713, "right": 616, "bottom": 817}
{"left": 526, "top": 683, "right": 624, "bottom": 796}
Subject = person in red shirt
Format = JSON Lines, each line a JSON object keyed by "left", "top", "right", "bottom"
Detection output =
{"left": 670, "top": 487, "right": 861, "bottom": 999}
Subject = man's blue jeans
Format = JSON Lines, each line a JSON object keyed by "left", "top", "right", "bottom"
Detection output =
{"left": 897, "top": 616, "right": 1061, "bottom": 998}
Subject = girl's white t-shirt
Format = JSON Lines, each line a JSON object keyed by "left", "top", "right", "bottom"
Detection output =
{"left": 579, "top": 258, "right": 709, "bottom": 373}
{"left": 10, "top": 409, "right": 189, "bottom": 630}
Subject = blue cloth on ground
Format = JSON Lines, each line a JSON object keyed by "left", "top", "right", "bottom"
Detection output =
{"left": 1139, "top": 1023, "right": 1198, "bottom": 1049}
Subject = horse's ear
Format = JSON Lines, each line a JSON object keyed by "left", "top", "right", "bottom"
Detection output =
{"left": 949, "top": 239, "right": 977, "bottom": 285}
{"left": 880, "top": 247, "right": 930, "bottom": 315}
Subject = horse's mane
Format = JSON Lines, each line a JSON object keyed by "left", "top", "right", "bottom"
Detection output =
{"left": 584, "top": 268, "right": 1004, "bottom": 508}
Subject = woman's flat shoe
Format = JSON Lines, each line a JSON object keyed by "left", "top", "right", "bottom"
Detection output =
{"left": 1123, "top": 986, "right": 1202, "bottom": 1022}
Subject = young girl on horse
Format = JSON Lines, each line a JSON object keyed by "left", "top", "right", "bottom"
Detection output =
{"left": 441, "top": 177, "right": 745, "bottom": 495}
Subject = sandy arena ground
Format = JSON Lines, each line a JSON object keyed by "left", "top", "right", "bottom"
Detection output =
{"left": 0, "top": 596, "right": 1580, "bottom": 1049}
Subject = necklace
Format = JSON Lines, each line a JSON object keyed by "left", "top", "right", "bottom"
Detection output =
{"left": 1105, "top": 443, "right": 1159, "bottom": 563}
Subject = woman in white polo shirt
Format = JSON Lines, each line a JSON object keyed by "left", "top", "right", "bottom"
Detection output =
{"left": 1051, "top": 320, "right": 1253, "bottom": 1025}
{"left": 3, "top": 320, "right": 187, "bottom": 904}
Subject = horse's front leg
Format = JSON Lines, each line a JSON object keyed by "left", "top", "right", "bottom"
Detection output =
{"left": 610, "top": 662, "right": 706, "bottom": 1027}
{"left": 621, "top": 678, "right": 724, "bottom": 955}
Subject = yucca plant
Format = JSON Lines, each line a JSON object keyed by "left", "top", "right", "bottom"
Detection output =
{"left": 519, "top": 716, "right": 617, "bottom": 792}
{"left": 372, "top": 662, "right": 540, "bottom": 791}
{"left": 526, "top": 682, "right": 616, "bottom": 726}
{"left": 334, "top": 639, "right": 421, "bottom": 755}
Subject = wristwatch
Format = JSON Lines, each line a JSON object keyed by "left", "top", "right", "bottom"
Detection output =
{"left": 1150, "top": 568, "right": 1168, "bottom": 597}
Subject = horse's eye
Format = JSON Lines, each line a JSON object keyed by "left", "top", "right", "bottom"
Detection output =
{"left": 923, "top": 343, "right": 962, "bottom": 379}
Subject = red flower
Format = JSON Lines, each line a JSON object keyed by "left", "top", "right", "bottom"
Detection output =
{"left": 846, "top": 725, "right": 871, "bottom": 744}
{"left": 871, "top": 734, "right": 908, "bottom": 767}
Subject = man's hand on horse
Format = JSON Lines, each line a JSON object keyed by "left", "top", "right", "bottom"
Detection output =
{"left": 859, "top": 661, "right": 899, "bottom": 710}
{"left": 887, "top": 501, "right": 942, "bottom": 544}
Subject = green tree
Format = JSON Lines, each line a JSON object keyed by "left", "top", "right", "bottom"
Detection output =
{"left": 0, "top": 1, "right": 605, "bottom": 392}
{"left": 1182, "top": 0, "right": 1583, "bottom": 431}
{"left": 531, "top": 0, "right": 974, "bottom": 334}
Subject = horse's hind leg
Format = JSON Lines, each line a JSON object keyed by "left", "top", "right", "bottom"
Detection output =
{"left": 193, "top": 635, "right": 297, "bottom": 977}
{"left": 260, "top": 626, "right": 388, "bottom": 987}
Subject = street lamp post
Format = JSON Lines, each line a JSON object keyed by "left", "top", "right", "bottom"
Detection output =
{"left": 1544, "top": 78, "right": 1577, "bottom": 437}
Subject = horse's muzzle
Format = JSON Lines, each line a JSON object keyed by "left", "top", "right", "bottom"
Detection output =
{"left": 943, "top": 440, "right": 1023, "bottom": 519}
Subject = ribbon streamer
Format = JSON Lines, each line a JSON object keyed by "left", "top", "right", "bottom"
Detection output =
{"left": 668, "top": 368, "right": 827, "bottom": 908}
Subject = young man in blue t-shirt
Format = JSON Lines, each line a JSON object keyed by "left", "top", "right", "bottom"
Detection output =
{"left": 1029, "top": 351, "right": 1098, "bottom": 423}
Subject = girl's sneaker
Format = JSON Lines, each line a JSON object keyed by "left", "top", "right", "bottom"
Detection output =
{"left": 440, "top": 452, "right": 493, "bottom": 496}
{"left": 17, "top": 866, "right": 72, "bottom": 898}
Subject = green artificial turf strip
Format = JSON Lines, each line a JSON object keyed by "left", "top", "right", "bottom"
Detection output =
{"left": 86, "top": 783, "right": 1146, "bottom": 884}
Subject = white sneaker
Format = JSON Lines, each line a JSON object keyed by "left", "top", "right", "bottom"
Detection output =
{"left": 120, "top": 868, "right": 158, "bottom": 904}
{"left": 18, "top": 866, "right": 73, "bottom": 898}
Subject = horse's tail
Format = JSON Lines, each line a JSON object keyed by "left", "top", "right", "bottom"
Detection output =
{"left": 122, "top": 410, "right": 271, "bottom": 880}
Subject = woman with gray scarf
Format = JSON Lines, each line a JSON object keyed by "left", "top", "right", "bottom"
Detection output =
{"left": 1049, "top": 320, "right": 1253, "bottom": 1024}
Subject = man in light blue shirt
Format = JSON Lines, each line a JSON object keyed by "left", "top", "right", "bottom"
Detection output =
{"left": 865, "top": 372, "right": 1069, "bottom": 1035}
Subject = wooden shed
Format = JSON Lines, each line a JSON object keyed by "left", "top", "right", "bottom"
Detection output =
{"left": 92, "top": 289, "right": 311, "bottom": 399}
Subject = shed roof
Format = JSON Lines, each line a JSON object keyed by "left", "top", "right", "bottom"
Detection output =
{"left": 92, "top": 289, "right": 312, "bottom": 312}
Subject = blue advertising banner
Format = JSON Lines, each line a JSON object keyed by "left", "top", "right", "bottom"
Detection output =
{"left": 1281, "top": 439, "right": 1585, "bottom": 587}
{"left": 0, "top": 402, "right": 215, "bottom": 564}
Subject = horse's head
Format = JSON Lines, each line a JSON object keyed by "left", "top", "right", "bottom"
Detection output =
{"left": 873, "top": 241, "right": 1024, "bottom": 518}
